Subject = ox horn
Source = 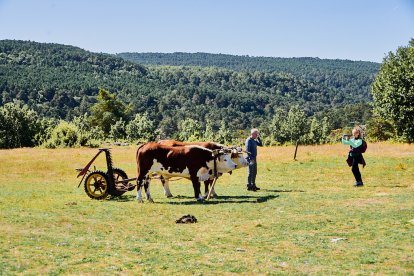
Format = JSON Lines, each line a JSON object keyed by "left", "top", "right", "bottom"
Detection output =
{"left": 228, "top": 145, "right": 243, "bottom": 153}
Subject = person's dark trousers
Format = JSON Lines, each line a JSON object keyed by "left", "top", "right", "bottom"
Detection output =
{"left": 247, "top": 160, "right": 257, "bottom": 188}
{"left": 351, "top": 157, "right": 362, "bottom": 183}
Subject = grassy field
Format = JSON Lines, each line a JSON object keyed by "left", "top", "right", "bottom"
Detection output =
{"left": 0, "top": 143, "right": 413, "bottom": 275}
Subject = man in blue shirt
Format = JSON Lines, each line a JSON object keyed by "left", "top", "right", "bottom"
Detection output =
{"left": 245, "top": 128, "right": 263, "bottom": 191}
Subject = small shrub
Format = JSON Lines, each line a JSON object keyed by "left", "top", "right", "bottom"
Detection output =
{"left": 126, "top": 113, "right": 156, "bottom": 141}
{"left": 0, "top": 102, "right": 41, "bottom": 148}
{"left": 326, "top": 129, "right": 343, "bottom": 144}
{"left": 85, "top": 139, "right": 101, "bottom": 148}
{"left": 366, "top": 116, "right": 394, "bottom": 142}
{"left": 72, "top": 114, "right": 104, "bottom": 147}
{"left": 44, "top": 121, "right": 79, "bottom": 148}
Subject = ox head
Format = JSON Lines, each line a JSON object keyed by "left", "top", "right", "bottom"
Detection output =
{"left": 212, "top": 149, "right": 237, "bottom": 173}
{"left": 229, "top": 146, "right": 249, "bottom": 168}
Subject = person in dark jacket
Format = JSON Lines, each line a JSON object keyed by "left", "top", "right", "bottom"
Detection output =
{"left": 245, "top": 128, "right": 263, "bottom": 191}
{"left": 342, "top": 127, "right": 366, "bottom": 187}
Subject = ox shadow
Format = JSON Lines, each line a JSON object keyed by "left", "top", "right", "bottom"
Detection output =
{"left": 262, "top": 189, "right": 305, "bottom": 193}
{"left": 161, "top": 194, "right": 280, "bottom": 205}
{"left": 107, "top": 194, "right": 279, "bottom": 204}
{"left": 107, "top": 195, "right": 136, "bottom": 202}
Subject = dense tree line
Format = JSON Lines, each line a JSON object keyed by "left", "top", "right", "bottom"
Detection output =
{"left": 2, "top": 38, "right": 410, "bottom": 148}
{"left": 0, "top": 100, "right": 356, "bottom": 149}
{"left": 0, "top": 40, "right": 375, "bottom": 143}
{"left": 1, "top": 88, "right": 389, "bottom": 149}
{"left": 117, "top": 52, "right": 379, "bottom": 99}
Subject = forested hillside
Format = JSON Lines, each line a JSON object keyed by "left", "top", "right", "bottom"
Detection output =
{"left": 117, "top": 52, "right": 379, "bottom": 99}
{"left": 1, "top": 40, "right": 376, "bottom": 140}
{"left": 0, "top": 40, "right": 149, "bottom": 119}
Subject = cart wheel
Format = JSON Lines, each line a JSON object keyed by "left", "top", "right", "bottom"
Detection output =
{"left": 109, "top": 168, "right": 129, "bottom": 196}
{"left": 84, "top": 170, "right": 109, "bottom": 200}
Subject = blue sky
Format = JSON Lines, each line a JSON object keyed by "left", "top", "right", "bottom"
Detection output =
{"left": 0, "top": 0, "right": 413, "bottom": 62}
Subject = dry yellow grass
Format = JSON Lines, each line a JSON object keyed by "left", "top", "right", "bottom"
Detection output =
{"left": 0, "top": 143, "right": 413, "bottom": 274}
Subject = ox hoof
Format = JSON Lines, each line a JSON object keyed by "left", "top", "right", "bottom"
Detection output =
{"left": 203, "top": 193, "right": 217, "bottom": 199}
{"left": 137, "top": 199, "right": 144, "bottom": 203}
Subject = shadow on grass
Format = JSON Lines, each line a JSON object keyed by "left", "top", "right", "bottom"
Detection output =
{"left": 263, "top": 189, "right": 305, "bottom": 193}
{"left": 367, "top": 185, "right": 408, "bottom": 188}
{"left": 159, "top": 194, "right": 280, "bottom": 205}
{"left": 107, "top": 194, "right": 280, "bottom": 204}
{"left": 107, "top": 195, "right": 136, "bottom": 202}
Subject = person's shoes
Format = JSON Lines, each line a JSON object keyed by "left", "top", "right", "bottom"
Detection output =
{"left": 247, "top": 186, "right": 256, "bottom": 191}
{"left": 354, "top": 182, "right": 364, "bottom": 187}
{"left": 252, "top": 185, "right": 260, "bottom": 191}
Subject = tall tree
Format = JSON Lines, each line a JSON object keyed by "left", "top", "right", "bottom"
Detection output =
{"left": 216, "top": 121, "right": 233, "bottom": 144}
{"left": 110, "top": 118, "right": 126, "bottom": 141}
{"left": 89, "top": 88, "right": 131, "bottom": 135}
{"left": 372, "top": 39, "right": 414, "bottom": 142}
{"left": 284, "top": 105, "right": 308, "bottom": 143}
{"left": 177, "top": 118, "right": 202, "bottom": 141}
{"left": 308, "top": 117, "right": 322, "bottom": 144}
{"left": 269, "top": 108, "right": 288, "bottom": 144}
{"left": 0, "top": 102, "right": 40, "bottom": 148}
{"left": 203, "top": 120, "right": 215, "bottom": 141}
{"left": 126, "top": 113, "right": 156, "bottom": 141}
{"left": 321, "top": 116, "right": 331, "bottom": 143}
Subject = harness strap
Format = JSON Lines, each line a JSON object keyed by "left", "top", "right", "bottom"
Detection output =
{"left": 206, "top": 155, "right": 221, "bottom": 200}
{"left": 214, "top": 156, "right": 218, "bottom": 178}
{"left": 206, "top": 177, "right": 218, "bottom": 200}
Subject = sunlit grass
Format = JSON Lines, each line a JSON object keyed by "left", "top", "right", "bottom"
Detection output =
{"left": 0, "top": 143, "right": 413, "bottom": 274}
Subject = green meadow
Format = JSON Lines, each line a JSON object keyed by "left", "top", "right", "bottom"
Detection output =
{"left": 0, "top": 143, "right": 413, "bottom": 275}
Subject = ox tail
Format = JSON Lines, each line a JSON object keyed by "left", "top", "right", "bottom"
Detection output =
{"left": 136, "top": 143, "right": 146, "bottom": 159}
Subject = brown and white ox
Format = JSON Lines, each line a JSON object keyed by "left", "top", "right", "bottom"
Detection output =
{"left": 157, "top": 140, "right": 249, "bottom": 198}
{"left": 135, "top": 142, "right": 237, "bottom": 202}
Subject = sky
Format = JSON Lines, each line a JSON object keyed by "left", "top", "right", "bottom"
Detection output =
{"left": 0, "top": 0, "right": 413, "bottom": 62}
